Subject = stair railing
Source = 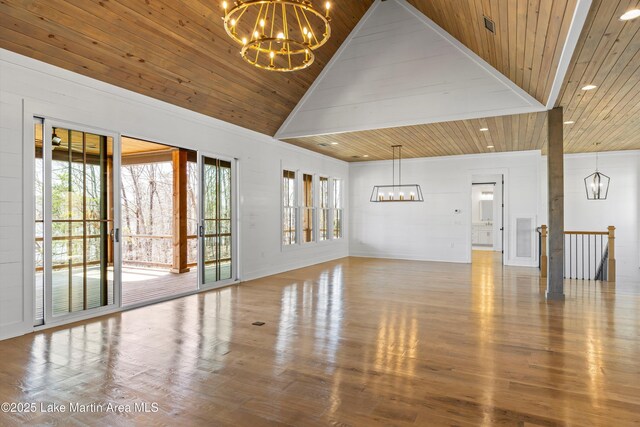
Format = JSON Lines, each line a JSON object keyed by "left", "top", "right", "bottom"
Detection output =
{"left": 539, "top": 225, "right": 615, "bottom": 282}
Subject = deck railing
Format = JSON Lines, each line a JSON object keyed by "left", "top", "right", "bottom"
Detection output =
{"left": 122, "top": 234, "right": 230, "bottom": 269}
{"left": 538, "top": 225, "right": 615, "bottom": 282}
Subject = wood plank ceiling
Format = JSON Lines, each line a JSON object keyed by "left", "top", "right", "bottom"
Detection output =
{"left": 407, "top": 0, "right": 578, "bottom": 106}
{"left": 0, "top": 0, "right": 373, "bottom": 136}
{"left": 1, "top": 0, "right": 638, "bottom": 160}
{"left": 284, "top": 0, "right": 640, "bottom": 161}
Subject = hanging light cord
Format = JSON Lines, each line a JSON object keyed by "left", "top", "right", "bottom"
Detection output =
{"left": 399, "top": 145, "right": 402, "bottom": 187}
{"left": 392, "top": 146, "right": 395, "bottom": 188}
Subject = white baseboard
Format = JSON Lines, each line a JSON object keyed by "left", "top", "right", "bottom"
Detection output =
{"left": 349, "top": 251, "right": 470, "bottom": 264}
{"left": 0, "top": 321, "right": 30, "bottom": 341}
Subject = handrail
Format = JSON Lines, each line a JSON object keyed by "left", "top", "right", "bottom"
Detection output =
{"left": 539, "top": 225, "right": 615, "bottom": 282}
{"left": 564, "top": 231, "right": 609, "bottom": 235}
{"left": 122, "top": 234, "right": 230, "bottom": 239}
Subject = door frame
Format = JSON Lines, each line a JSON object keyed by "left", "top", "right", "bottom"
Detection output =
{"left": 40, "top": 117, "right": 123, "bottom": 326}
{"left": 467, "top": 169, "right": 509, "bottom": 264}
{"left": 198, "top": 151, "right": 239, "bottom": 290}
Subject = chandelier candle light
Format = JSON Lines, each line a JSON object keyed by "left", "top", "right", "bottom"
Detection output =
{"left": 370, "top": 145, "right": 424, "bottom": 203}
{"left": 222, "top": 0, "right": 332, "bottom": 72}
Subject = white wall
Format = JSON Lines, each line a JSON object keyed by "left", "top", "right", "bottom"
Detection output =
{"left": 349, "top": 151, "right": 541, "bottom": 265}
{"left": 0, "top": 49, "right": 349, "bottom": 340}
{"left": 539, "top": 151, "right": 640, "bottom": 279}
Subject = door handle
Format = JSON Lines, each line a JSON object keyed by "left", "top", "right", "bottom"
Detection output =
{"left": 114, "top": 228, "right": 120, "bottom": 243}
{"left": 199, "top": 225, "right": 204, "bottom": 237}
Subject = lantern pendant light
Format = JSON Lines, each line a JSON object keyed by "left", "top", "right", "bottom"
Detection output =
{"left": 370, "top": 145, "right": 424, "bottom": 202}
{"left": 584, "top": 143, "right": 610, "bottom": 200}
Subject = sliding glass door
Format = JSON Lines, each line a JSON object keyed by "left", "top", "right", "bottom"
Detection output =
{"left": 200, "top": 155, "right": 234, "bottom": 287}
{"left": 40, "top": 120, "right": 120, "bottom": 323}
{"left": 34, "top": 120, "right": 238, "bottom": 326}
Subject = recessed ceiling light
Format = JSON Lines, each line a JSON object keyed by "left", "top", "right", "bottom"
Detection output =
{"left": 487, "top": 145, "right": 494, "bottom": 149}
{"left": 363, "top": 154, "right": 369, "bottom": 158}
{"left": 330, "top": 142, "right": 339, "bottom": 145}
{"left": 620, "top": 9, "right": 640, "bottom": 20}
{"left": 581, "top": 84, "right": 597, "bottom": 91}
{"left": 564, "top": 120, "right": 575, "bottom": 125}
{"left": 479, "top": 127, "right": 489, "bottom": 132}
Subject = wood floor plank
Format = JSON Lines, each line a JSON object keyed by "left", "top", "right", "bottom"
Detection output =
{"left": 1, "top": 252, "right": 639, "bottom": 425}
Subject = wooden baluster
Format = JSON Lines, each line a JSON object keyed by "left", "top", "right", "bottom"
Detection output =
{"left": 540, "top": 225, "right": 547, "bottom": 278}
{"left": 608, "top": 226, "right": 616, "bottom": 282}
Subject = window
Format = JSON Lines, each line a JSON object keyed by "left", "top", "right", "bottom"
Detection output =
{"left": 302, "top": 173, "right": 314, "bottom": 243}
{"left": 282, "top": 170, "right": 297, "bottom": 245}
{"left": 319, "top": 176, "right": 330, "bottom": 241}
{"left": 333, "top": 178, "right": 343, "bottom": 239}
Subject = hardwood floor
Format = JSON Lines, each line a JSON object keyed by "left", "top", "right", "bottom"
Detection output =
{"left": 1, "top": 252, "right": 639, "bottom": 426}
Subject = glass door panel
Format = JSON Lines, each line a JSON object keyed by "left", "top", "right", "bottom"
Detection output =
{"left": 219, "top": 160, "right": 232, "bottom": 281}
{"left": 201, "top": 156, "right": 233, "bottom": 286}
{"left": 43, "top": 122, "right": 116, "bottom": 321}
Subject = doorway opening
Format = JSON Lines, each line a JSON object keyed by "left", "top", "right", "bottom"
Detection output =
{"left": 120, "top": 137, "right": 199, "bottom": 306}
{"left": 471, "top": 174, "right": 504, "bottom": 265}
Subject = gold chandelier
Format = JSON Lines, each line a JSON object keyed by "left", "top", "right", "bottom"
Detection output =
{"left": 222, "top": 0, "right": 332, "bottom": 72}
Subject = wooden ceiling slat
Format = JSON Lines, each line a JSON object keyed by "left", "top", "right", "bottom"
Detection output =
{"left": 539, "top": 0, "right": 578, "bottom": 101}
{"left": 565, "top": 47, "right": 640, "bottom": 152}
{"left": 0, "top": 0, "right": 373, "bottom": 135}
{"left": 528, "top": 0, "right": 553, "bottom": 101}
{"left": 1, "top": 5, "right": 289, "bottom": 128}
{"left": 70, "top": 0, "right": 301, "bottom": 109}
{"left": 408, "top": 0, "right": 577, "bottom": 106}
{"left": 521, "top": 0, "right": 540, "bottom": 94}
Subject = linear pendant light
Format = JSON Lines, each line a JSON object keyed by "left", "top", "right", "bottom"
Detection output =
{"left": 370, "top": 145, "right": 423, "bottom": 202}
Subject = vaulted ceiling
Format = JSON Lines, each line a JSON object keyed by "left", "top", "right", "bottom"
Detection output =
{"left": 1, "top": 0, "right": 638, "bottom": 160}
{"left": 0, "top": 0, "right": 373, "bottom": 135}
{"left": 285, "top": 0, "right": 640, "bottom": 160}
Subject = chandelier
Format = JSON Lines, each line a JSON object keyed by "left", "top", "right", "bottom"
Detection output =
{"left": 584, "top": 143, "right": 610, "bottom": 200}
{"left": 222, "top": 0, "right": 332, "bottom": 72}
{"left": 370, "top": 145, "right": 424, "bottom": 202}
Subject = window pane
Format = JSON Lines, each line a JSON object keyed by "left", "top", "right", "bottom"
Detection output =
{"left": 320, "top": 177, "right": 328, "bottom": 208}
{"left": 333, "top": 179, "right": 342, "bottom": 209}
{"left": 320, "top": 209, "right": 329, "bottom": 241}
{"left": 303, "top": 174, "right": 314, "bottom": 242}
{"left": 333, "top": 209, "right": 343, "bottom": 239}
{"left": 283, "top": 170, "right": 296, "bottom": 245}
{"left": 283, "top": 207, "right": 296, "bottom": 245}
{"left": 49, "top": 128, "right": 113, "bottom": 316}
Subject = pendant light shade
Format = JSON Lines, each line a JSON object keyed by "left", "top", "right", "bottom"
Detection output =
{"left": 584, "top": 143, "right": 610, "bottom": 200}
{"left": 370, "top": 145, "right": 424, "bottom": 202}
{"left": 584, "top": 171, "right": 610, "bottom": 200}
